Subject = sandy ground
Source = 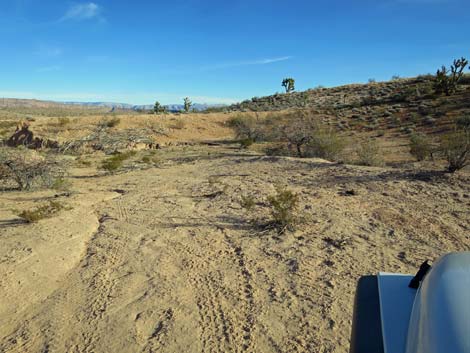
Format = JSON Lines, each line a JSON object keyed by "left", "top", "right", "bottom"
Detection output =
{"left": 0, "top": 145, "right": 469, "bottom": 353}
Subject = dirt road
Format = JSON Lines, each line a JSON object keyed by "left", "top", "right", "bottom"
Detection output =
{"left": 1, "top": 148, "right": 469, "bottom": 352}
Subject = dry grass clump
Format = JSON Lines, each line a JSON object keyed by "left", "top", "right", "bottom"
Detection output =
{"left": 239, "top": 195, "right": 256, "bottom": 211}
{"left": 100, "top": 151, "right": 136, "bottom": 172}
{"left": 18, "top": 201, "right": 65, "bottom": 223}
{"left": 170, "top": 119, "right": 186, "bottom": 130}
{"left": 0, "top": 147, "right": 67, "bottom": 190}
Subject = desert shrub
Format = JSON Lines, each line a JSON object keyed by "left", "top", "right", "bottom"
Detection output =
{"left": 100, "top": 151, "right": 136, "bottom": 172}
{"left": 356, "top": 140, "right": 384, "bottom": 166}
{"left": 240, "top": 195, "right": 256, "bottom": 211}
{"left": 51, "top": 177, "right": 72, "bottom": 191}
{"left": 239, "top": 138, "right": 254, "bottom": 149}
{"left": 441, "top": 130, "right": 470, "bottom": 172}
{"left": 142, "top": 156, "right": 151, "bottom": 163}
{"left": 272, "top": 110, "right": 318, "bottom": 157}
{"left": 409, "top": 133, "right": 432, "bottom": 161}
{"left": 305, "top": 128, "right": 346, "bottom": 161}
{"left": 227, "top": 114, "right": 265, "bottom": 141}
{"left": 101, "top": 117, "right": 121, "bottom": 128}
{"left": 267, "top": 186, "right": 299, "bottom": 233}
{"left": 18, "top": 201, "right": 64, "bottom": 223}
{"left": 0, "top": 147, "right": 66, "bottom": 190}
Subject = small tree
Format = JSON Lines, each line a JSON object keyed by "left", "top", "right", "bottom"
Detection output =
{"left": 434, "top": 57, "right": 468, "bottom": 96}
{"left": 282, "top": 78, "right": 295, "bottom": 93}
{"left": 183, "top": 97, "right": 192, "bottom": 113}
{"left": 274, "top": 111, "right": 316, "bottom": 157}
{"left": 154, "top": 101, "right": 166, "bottom": 114}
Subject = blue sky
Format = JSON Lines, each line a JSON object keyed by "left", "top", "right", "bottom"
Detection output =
{"left": 0, "top": 0, "right": 469, "bottom": 105}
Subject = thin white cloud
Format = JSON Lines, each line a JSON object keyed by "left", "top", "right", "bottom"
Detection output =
{"left": 201, "top": 56, "right": 293, "bottom": 71}
{"left": 36, "top": 65, "right": 62, "bottom": 73}
{"left": 60, "top": 2, "right": 104, "bottom": 22}
{"left": 34, "top": 45, "right": 62, "bottom": 57}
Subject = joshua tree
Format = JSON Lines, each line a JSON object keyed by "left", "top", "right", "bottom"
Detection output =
{"left": 183, "top": 97, "right": 192, "bottom": 113}
{"left": 153, "top": 101, "right": 166, "bottom": 114}
{"left": 434, "top": 57, "right": 468, "bottom": 96}
{"left": 282, "top": 78, "right": 295, "bottom": 93}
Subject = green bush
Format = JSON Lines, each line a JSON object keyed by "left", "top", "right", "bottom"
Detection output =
{"left": 305, "top": 129, "right": 346, "bottom": 161}
{"left": 409, "top": 133, "right": 432, "bottom": 161}
{"left": 441, "top": 130, "right": 470, "bottom": 173}
{"left": 267, "top": 186, "right": 299, "bottom": 233}
{"left": 100, "top": 151, "right": 136, "bottom": 172}
{"left": 356, "top": 140, "right": 384, "bottom": 166}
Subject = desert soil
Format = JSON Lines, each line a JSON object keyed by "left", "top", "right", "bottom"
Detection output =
{"left": 1, "top": 145, "right": 469, "bottom": 353}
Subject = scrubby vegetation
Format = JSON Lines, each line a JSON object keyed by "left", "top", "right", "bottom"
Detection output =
{"left": 267, "top": 186, "right": 299, "bottom": 234}
{"left": 100, "top": 151, "right": 137, "bottom": 172}
{"left": 227, "top": 110, "right": 345, "bottom": 160}
{"left": 18, "top": 201, "right": 65, "bottom": 223}
{"left": 442, "top": 128, "right": 470, "bottom": 173}
{"left": 102, "top": 117, "right": 121, "bottom": 128}
{"left": 239, "top": 195, "right": 256, "bottom": 211}
{"left": 304, "top": 128, "right": 346, "bottom": 161}
{"left": 356, "top": 140, "right": 384, "bottom": 167}
{"left": 409, "top": 133, "right": 433, "bottom": 161}
{"left": 0, "top": 147, "right": 67, "bottom": 190}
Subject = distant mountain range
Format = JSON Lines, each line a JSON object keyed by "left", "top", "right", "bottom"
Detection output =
{"left": 0, "top": 98, "right": 227, "bottom": 112}
{"left": 63, "top": 101, "right": 226, "bottom": 112}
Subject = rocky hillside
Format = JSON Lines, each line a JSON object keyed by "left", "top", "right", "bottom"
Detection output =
{"left": 228, "top": 75, "right": 470, "bottom": 113}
